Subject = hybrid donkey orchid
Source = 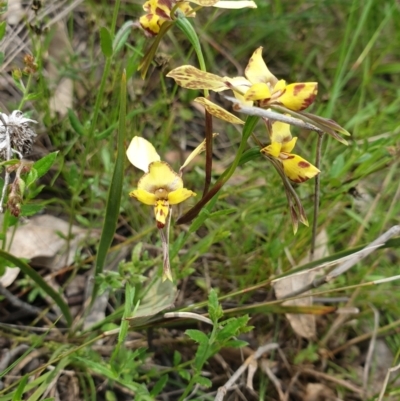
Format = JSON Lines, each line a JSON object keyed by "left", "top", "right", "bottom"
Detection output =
{"left": 126, "top": 136, "right": 196, "bottom": 229}
{"left": 127, "top": 136, "right": 216, "bottom": 280}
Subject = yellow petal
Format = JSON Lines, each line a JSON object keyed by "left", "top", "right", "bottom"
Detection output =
{"left": 280, "top": 153, "right": 320, "bottom": 183}
{"left": 245, "top": 47, "right": 278, "bottom": 86}
{"left": 180, "top": 133, "right": 218, "bottom": 171}
{"left": 276, "top": 82, "right": 318, "bottom": 111}
{"left": 281, "top": 136, "right": 297, "bottom": 153}
{"left": 129, "top": 189, "right": 157, "bottom": 205}
{"left": 142, "top": 0, "right": 157, "bottom": 12}
{"left": 194, "top": 97, "right": 245, "bottom": 124}
{"left": 138, "top": 161, "right": 183, "bottom": 193}
{"left": 211, "top": 1, "right": 257, "bottom": 8}
{"left": 168, "top": 188, "right": 196, "bottom": 205}
{"left": 272, "top": 79, "right": 286, "bottom": 93}
{"left": 139, "top": 13, "right": 164, "bottom": 35}
{"left": 155, "top": 200, "right": 169, "bottom": 228}
{"left": 177, "top": 1, "right": 196, "bottom": 17}
{"left": 270, "top": 120, "right": 292, "bottom": 144}
{"left": 244, "top": 82, "right": 271, "bottom": 101}
{"left": 126, "top": 136, "right": 161, "bottom": 172}
{"left": 167, "top": 66, "right": 228, "bottom": 92}
{"left": 261, "top": 143, "right": 281, "bottom": 158}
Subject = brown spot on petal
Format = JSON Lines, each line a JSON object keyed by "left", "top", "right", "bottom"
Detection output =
{"left": 155, "top": 7, "right": 170, "bottom": 19}
{"left": 157, "top": 220, "right": 165, "bottom": 229}
{"left": 159, "top": 0, "right": 173, "bottom": 7}
{"left": 293, "top": 83, "right": 305, "bottom": 95}
{"left": 298, "top": 161, "right": 310, "bottom": 168}
{"left": 300, "top": 84, "right": 318, "bottom": 110}
{"left": 292, "top": 176, "right": 307, "bottom": 184}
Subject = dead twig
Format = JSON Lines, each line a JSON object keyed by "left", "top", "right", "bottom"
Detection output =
{"left": 377, "top": 363, "right": 400, "bottom": 401}
{"left": 310, "top": 132, "right": 324, "bottom": 261}
{"left": 299, "top": 367, "right": 363, "bottom": 395}
{"left": 280, "top": 225, "right": 400, "bottom": 300}
{"left": 362, "top": 304, "right": 379, "bottom": 397}
{"left": 214, "top": 343, "right": 279, "bottom": 401}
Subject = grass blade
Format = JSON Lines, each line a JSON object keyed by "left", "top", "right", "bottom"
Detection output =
{"left": 91, "top": 71, "right": 127, "bottom": 302}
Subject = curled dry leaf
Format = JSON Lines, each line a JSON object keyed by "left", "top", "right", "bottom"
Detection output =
{"left": 272, "top": 229, "right": 329, "bottom": 339}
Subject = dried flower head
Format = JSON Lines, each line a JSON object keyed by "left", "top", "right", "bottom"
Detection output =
{"left": 23, "top": 54, "right": 38, "bottom": 75}
{"left": 0, "top": 110, "right": 37, "bottom": 160}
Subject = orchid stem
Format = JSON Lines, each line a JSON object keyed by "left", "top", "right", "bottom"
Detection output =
{"left": 310, "top": 132, "right": 324, "bottom": 261}
{"left": 177, "top": 116, "right": 258, "bottom": 224}
{"left": 203, "top": 110, "right": 213, "bottom": 196}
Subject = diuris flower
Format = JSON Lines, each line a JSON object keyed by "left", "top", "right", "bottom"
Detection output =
{"left": 261, "top": 120, "right": 320, "bottom": 183}
{"left": 140, "top": 0, "right": 257, "bottom": 36}
{"left": 140, "top": 0, "right": 195, "bottom": 36}
{"left": 167, "top": 47, "right": 318, "bottom": 119}
{"left": 127, "top": 136, "right": 196, "bottom": 228}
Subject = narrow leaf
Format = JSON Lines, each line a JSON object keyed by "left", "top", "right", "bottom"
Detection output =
{"left": 100, "top": 27, "right": 113, "bottom": 58}
{"left": 91, "top": 71, "right": 126, "bottom": 302}
{"left": 68, "top": 108, "right": 85, "bottom": 136}
{"left": 0, "top": 21, "right": 6, "bottom": 41}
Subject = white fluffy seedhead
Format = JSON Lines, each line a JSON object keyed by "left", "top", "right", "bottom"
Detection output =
{"left": 0, "top": 110, "right": 37, "bottom": 160}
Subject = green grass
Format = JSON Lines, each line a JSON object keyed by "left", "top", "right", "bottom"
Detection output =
{"left": 1, "top": 0, "right": 400, "bottom": 399}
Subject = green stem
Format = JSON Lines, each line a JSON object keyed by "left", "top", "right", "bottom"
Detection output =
{"left": 177, "top": 116, "right": 259, "bottom": 224}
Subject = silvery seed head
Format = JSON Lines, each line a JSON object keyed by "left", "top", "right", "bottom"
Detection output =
{"left": 0, "top": 110, "right": 37, "bottom": 160}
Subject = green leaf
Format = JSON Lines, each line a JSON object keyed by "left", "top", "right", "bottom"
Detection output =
{"left": 0, "top": 21, "right": 6, "bottom": 41}
{"left": 150, "top": 374, "right": 168, "bottom": 396}
{"left": 196, "top": 376, "right": 212, "bottom": 388}
{"left": 185, "top": 329, "right": 209, "bottom": 344}
{"left": 0, "top": 51, "right": 4, "bottom": 66}
{"left": 24, "top": 92, "right": 41, "bottom": 101}
{"left": 100, "top": 26, "right": 113, "bottom": 58}
{"left": 208, "top": 288, "right": 223, "bottom": 323}
{"left": 25, "top": 168, "right": 38, "bottom": 188}
{"left": 68, "top": 108, "right": 85, "bottom": 136}
{"left": 113, "top": 21, "right": 133, "bottom": 54}
{"left": 91, "top": 71, "right": 126, "bottom": 302}
{"left": 0, "top": 250, "right": 72, "bottom": 326}
{"left": 209, "top": 209, "right": 236, "bottom": 218}
{"left": 178, "top": 369, "right": 191, "bottom": 381}
{"left": 32, "top": 152, "right": 58, "bottom": 179}
{"left": 224, "top": 339, "right": 249, "bottom": 348}
{"left": 21, "top": 203, "right": 43, "bottom": 216}
{"left": 218, "top": 316, "right": 250, "bottom": 341}
{"left": 239, "top": 147, "right": 262, "bottom": 166}
{"left": 12, "top": 375, "right": 28, "bottom": 401}
{"left": 173, "top": 350, "right": 182, "bottom": 366}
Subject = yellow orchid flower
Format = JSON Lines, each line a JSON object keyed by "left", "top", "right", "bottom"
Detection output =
{"left": 127, "top": 136, "right": 196, "bottom": 228}
{"left": 140, "top": 0, "right": 195, "bottom": 36}
{"left": 140, "top": 0, "right": 257, "bottom": 36}
{"left": 167, "top": 46, "right": 318, "bottom": 113}
{"left": 260, "top": 121, "right": 320, "bottom": 183}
